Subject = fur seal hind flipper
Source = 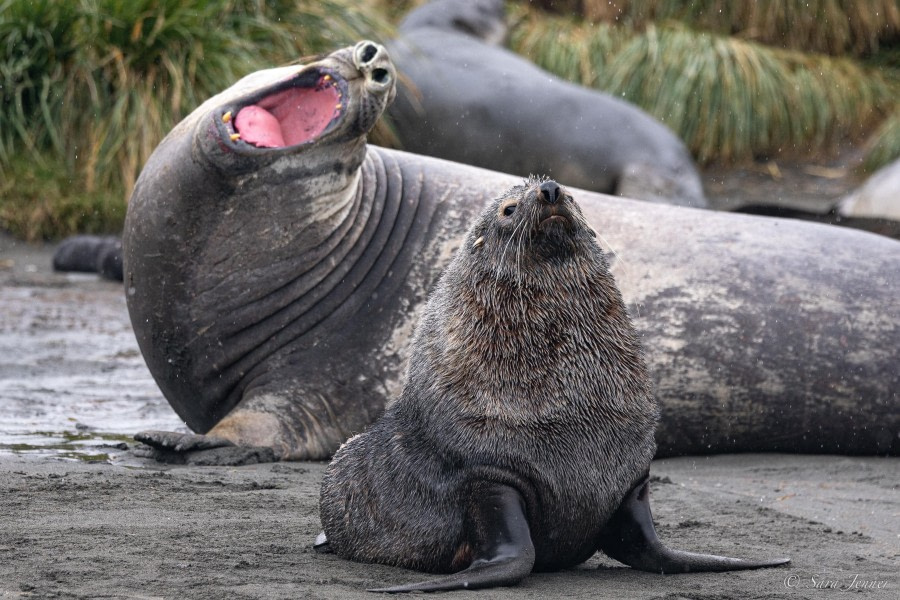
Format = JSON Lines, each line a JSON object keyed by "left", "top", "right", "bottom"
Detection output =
{"left": 369, "top": 484, "right": 535, "bottom": 593}
{"left": 597, "top": 474, "right": 790, "bottom": 573}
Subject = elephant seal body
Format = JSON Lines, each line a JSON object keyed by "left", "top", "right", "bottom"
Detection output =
{"left": 128, "top": 46, "right": 899, "bottom": 465}
{"left": 385, "top": 0, "right": 707, "bottom": 208}
{"left": 318, "top": 179, "right": 787, "bottom": 592}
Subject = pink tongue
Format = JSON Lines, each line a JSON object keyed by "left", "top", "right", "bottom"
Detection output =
{"left": 234, "top": 106, "right": 285, "bottom": 148}
{"left": 234, "top": 85, "right": 339, "bottom": 148}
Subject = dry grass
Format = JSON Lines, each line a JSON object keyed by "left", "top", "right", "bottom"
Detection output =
{"left": 530, "top": 0, "right": 900, "bottom": 56}
{"left": 862, "top": 108, "right": 900, "bottom": 172}
{"left": 510, "top": 8, "right": 899, "bottom": 164}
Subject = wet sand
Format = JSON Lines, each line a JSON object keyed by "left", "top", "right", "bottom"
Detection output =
{"left": 1, "top": 220, "right": 897, "bottom": 598}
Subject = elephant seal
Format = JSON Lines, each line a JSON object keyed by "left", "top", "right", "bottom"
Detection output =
{"left": 316, "top": 178, "right": 788, "bottom": 592}
{"left": 128, "top": 44, "right": 899, "bottom": 465}
{"left": 385, "top": 0, "right": 708, "bottom": 208}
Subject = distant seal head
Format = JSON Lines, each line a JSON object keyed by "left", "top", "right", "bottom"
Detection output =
{"left": 398, "top": 0, "right": 508, "bottom": 44}
{"left": 52, "top": 235, "right": 123, "bottom": 281}
{"left": 317, "top": 178, "right": 789, "bottom": 592}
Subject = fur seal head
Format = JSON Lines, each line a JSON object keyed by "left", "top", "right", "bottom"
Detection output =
{"left": 467, "top": 176, "right": 598, "bottom": 266}
{"left": 419, "top": 175, "right": 646, "bottom": 426}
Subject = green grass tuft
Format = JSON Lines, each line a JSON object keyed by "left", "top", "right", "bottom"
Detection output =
{"left": 0, "top": 0, "right": 390, "bottom": 240}
{"left": 862, "top": 109, "right": 900, "bottom": 172}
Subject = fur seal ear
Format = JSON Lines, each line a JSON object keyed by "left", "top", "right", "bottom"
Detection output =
{"left": 472, "top": 236, "right": 485, "bottom": 251}
{"left": 596, "top": 474, "right": 790, "bottom": 573}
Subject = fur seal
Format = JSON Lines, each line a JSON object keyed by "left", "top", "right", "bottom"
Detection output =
{"left": 385, "top": 0, "right": 708, "bottom": 207}
{"left": 123, "top": 44, "right": 898, "bottom": 465}
{"left": 316, "top": 178, "right": 788, "bottom": 592}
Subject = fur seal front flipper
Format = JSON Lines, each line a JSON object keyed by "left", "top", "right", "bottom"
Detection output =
{"left": 598, "top": 474, "right": 790, "bottom": 574}
{"left": 369, "top": 484, "right": 535, "bottom": 593}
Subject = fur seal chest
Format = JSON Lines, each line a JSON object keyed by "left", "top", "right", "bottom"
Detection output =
{"left": 317, "top": 178, "right": 789, "bottom": 592}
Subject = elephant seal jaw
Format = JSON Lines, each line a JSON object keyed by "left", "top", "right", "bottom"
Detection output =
{"left": 198, "top": 40, "right": 395, "bottom": 169}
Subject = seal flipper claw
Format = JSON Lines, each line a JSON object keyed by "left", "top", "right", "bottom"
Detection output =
{"left": 597, "top": 474, "right": 790, "bottom": 573}
{"left": 134, "top": 430, "right": 277, "bottom": 465}
{"left": 369, "top": 484, "right": 535, "bottom": 593}
{"left": 134, "top": 430, "right": 234, "bottom": 452}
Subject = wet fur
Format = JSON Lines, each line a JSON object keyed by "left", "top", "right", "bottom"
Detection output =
{"left": 319, "top": 177, "right": 658, "bottom": 573}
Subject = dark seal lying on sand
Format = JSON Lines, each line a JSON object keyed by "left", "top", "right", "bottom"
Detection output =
{"left": 317, "top": 178, "right": 788, "bottom": 592}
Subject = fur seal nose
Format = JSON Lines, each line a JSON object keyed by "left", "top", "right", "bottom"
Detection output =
{"left": 539, "top": 181, "right": 561, "bottom": 205}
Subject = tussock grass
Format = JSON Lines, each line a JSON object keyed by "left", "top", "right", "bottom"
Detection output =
{"left": 510, "top": 10, "right": 898, "bottom": 164}
{"left": 0, "top": 0, "right": 389, "bottom": 240}
{"left": 862, "top": 109, "right": 900, "bottom": 172}
{"left": 532, "top": 0, "right": 900, "bottom": 56}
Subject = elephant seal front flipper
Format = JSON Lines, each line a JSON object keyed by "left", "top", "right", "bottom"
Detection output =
{"left": 598, "top": 474, "right": 790, "bottom": 574}
{"left": 134, "top": 430, "right": 276, "bottom": 466}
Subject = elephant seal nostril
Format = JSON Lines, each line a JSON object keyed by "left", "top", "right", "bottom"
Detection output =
{"left": 360, "top": 43, "right": 378, "bottom": 64}
{"left": 372, "top": 68, "right": 390, "bottom": 84}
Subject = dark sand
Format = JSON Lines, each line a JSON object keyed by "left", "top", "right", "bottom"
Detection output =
{"left": 1, "top": 162, "right": 898, "bottom": 597}
{"left": 2, "top": 452, "right": 897, "bottom": 599}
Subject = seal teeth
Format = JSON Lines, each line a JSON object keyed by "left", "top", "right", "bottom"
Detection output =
{"left": 222, "top": 111, "right": 232, "bottom": 123}
{"left": 230, "top": 133, "right": 241, "bottom": 142}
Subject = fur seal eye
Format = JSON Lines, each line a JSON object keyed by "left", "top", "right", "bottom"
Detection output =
{"left": 499, "top": 200, "right": 517, "bottom": 217}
